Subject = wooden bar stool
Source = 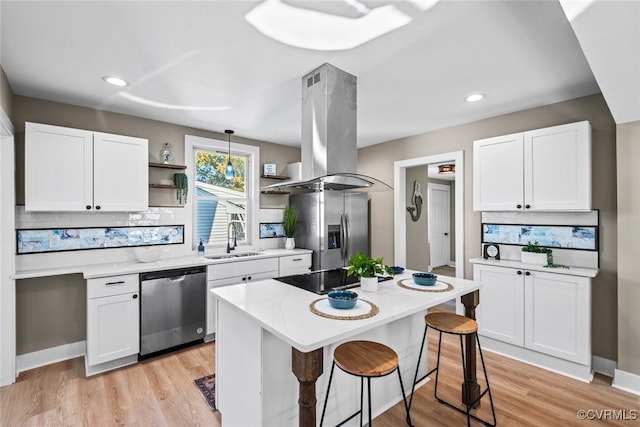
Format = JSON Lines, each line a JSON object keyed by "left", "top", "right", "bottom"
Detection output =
{"left": 320, "top": 340, "right": 413, "bottom": 427}
{"left": 409, "top": 312, "right": 496, "bottom": 427}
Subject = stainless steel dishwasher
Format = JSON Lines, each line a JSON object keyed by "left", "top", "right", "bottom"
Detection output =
{"left": 140, "top": 266, "right": 206, "bottom": 356}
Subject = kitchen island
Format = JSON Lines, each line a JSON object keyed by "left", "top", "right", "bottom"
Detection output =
{"left": 211, "top": 271, "right": 482, "bottom": 426}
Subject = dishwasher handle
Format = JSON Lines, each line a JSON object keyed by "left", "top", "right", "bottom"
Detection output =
{"left": 167, "top": 275, "right": 186, "bottom": 283}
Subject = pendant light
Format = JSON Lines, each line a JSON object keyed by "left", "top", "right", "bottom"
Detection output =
{"left": 224, "top": 129, "right": 235, "bottom": 180}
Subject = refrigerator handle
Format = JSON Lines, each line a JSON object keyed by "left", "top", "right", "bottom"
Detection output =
{"left": 340, "top": 213, "right": 347, "bottom": 262}
{"left": 343, "top": 212, "right": 350, "bottom": 261}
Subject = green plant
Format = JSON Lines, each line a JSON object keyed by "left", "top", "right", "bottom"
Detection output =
{"left": 283, "top": 206, "right": 298, "bottom": 238}
{"left": 521, "top": 241, "right": 549, "bottom": 254}
{"left": 173, "top": 173, "right": 188, "bottom": 203}
{"left": 347, "top": 252, "right": 394, "bottom": 278}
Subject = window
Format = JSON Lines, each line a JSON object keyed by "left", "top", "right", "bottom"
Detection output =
{"left": 185, "top": 135, "right": 259, "bottom": 250}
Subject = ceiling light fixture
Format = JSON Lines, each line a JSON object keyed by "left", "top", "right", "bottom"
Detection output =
{"left": 102, "top": 76, "right": 129, "bottom": 87}
{"left": 464, "top": 93, "right": 485, "bottom": 103}
{"left": 224, "top": 130, "right": 235, "bottom": 180}
{"left": 245, "top": 0, "right": 413, "bottom": 51}
{"left": 438, "top": 164, "right": 455, "bottom": 175}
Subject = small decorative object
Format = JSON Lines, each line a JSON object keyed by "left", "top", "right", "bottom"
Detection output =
{"left": 283, "top": 205, "right": 298, "bottom": 249}
{"left": 161, "top": 142, "right": 172, "bottom": 164}
{"left": 263, "top": 163, "right": 277, "bottom": 176}
{"left": 173, "top": 172, "right": 188, "bottom": 204}
{"left": 483, "top": 243, "right": 500, "bottom": 260}
{"left": 406, "top": 180, "right": 422, "bottom": 222}
{"left": 391, "top": 266, "right": 405, "bottom": 274}
{"left": 412, "top": 272, "right": 437, "bottom": 286}
{"left": 347, "top": 252, "right": 394, "bottom": 292}
{"left": 521, "top": 241, "right": 550, "bottom": 266}
{"left": 327, "top": 290, "right": 358, "bottom": 309}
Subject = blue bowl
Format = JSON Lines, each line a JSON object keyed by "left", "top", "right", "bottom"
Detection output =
{"left": 391, "top": 266, "right": 405, "bottom": 274}
{"left": 327, "top": 290, "right": 358, "bottom": 309}
{"left": 413, "top": 272, "right": 437, "bottom": 286}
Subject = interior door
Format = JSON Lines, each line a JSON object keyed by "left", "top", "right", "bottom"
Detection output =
{"left": 428, "top": 183, "right": 450, "bottom": 269}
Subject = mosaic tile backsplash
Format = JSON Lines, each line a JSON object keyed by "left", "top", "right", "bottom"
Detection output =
{"left": 482, "top": 223, "right": 597, "bottom": 251}
{"left": 17, "top": 225, "right": 184, "bottom": 255}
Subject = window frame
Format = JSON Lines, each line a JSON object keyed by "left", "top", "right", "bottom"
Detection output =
{"left": 185, "top": 134, "right": 260, "bottom": 252}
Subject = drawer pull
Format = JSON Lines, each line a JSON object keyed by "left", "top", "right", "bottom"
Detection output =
{"left": 292, "top": 258, "right": 303, "bottom": 261}
{"left": 105, "top": 280, "right": 125, "bottom": 286}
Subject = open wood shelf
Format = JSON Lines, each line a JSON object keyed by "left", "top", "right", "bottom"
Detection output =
{"left": 261, "top": 190, "right": 290, "bottom": 195}
{"left": 149, "top": 162, "right": 187, "bottom": 170}
{"left": 261, "top": 175, "right": 289, "bottom": 180}
{"left": 149, "top": 184, "right": 177, "bottom": 189}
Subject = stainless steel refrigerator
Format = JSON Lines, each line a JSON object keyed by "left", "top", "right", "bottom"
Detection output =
{"left": 289, "top": 191, "right": 368, "bottom": 271}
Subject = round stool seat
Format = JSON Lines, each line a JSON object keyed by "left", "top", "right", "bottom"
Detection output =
{"left": 334, "top": 340, "right": 399, "bottom": 377}
{"left": 425, "top": 312, "right": 478, "bottom": 335}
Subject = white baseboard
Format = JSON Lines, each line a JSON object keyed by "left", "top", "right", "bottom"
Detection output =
{"left": 16, "top": 341, "right": 86, "bottom": 374}
{"left": 592, "top": 355, "right": 616, "bottom": 377}
{"left": 613, "top": 369, "right": 640, "bottom": 396}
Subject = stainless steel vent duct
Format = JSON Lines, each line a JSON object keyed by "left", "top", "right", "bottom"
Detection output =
{"left": 263, "top": 63, "right": 391, "bottom": 192}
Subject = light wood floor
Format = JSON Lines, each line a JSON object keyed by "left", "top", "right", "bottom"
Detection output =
{"left": 2, "top": 306, "right": 638, "bottom": 426}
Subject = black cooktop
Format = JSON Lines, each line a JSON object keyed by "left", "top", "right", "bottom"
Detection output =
{"left": 276, "top": 268, "right": 392, "bottom": 295}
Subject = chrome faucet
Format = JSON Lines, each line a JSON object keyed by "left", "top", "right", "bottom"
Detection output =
{"left": 226, "top": 221, "right": 236, "bottom": 253}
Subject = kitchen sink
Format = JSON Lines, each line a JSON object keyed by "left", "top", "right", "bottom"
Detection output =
{"left": 204, "top": 251, "right": 261, "bottom": 260}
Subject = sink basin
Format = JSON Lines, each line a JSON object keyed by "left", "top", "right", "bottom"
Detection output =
{"left": 204, "top": 251, "right": 261, "bottom": 260}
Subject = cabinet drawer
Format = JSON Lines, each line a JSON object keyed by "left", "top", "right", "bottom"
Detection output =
{"left": 87, "top": 274, "right": 139, "bottom": 299}
{"left": 279, "top": 254, "right": 311, "bottom": 273}
{"left": 208, "top": 257, "right": 279, "bottom": 280}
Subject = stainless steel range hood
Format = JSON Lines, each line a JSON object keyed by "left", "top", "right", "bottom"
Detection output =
{"left": 263, "top": 63, "right": 391, "bottom": 192}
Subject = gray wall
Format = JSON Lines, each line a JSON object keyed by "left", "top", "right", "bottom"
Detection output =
{"left": 12, "top": 95, "right": 301, "bottom": 354}
{"left": 616, "top": 120, "right": 640, "bottom": 376}
{"left": 358, "top": 93, "right": 618, "bottom": 362}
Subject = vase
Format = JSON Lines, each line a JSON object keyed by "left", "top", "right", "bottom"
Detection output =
{"left": 285, "top": 237, "right": 295, "bottom": 250}
{"left": 360, "top": 276, "right": 378, "bottom": 292}
{"left": 521, "top": 251, "right": 547, "bottom": 266}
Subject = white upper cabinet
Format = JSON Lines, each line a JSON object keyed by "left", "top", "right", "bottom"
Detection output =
{"left": 473, "top": 121, "right": 591, "bottom": 211}
{"left": 25, "top": 122, "right": 148, "bottom": 212}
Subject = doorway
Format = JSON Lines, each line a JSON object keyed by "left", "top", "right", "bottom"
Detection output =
{"left": 428, "top": 182, "right": 450, "bottom": 270}
{"left": 393, "top": 151, "right": 463, "bottom": 278}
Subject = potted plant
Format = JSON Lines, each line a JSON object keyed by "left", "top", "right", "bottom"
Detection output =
{"left": 521, "top": 241, "right": 551, "bottom": 266}
{"left": 283, "top": 205, "right": 298, "bottom": 250}
{"left": 347, "top": 252, "right": 394, "bottom": 292}
{"left": 173, "top": 172, "right": 188, "bottom": 204}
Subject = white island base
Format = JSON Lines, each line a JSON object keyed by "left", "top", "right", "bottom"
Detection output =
{"left": 216, "top": 302, "right": 427, "bottom": 427}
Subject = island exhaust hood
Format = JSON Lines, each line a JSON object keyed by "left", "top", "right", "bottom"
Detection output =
{"left": 263, "top": 63, "right": 391, "bottom": 192}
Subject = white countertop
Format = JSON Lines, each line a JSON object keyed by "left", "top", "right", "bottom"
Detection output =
{"left": 13, "top": 248, "right": 312, "bottom": 280}
{"left": 211, "top": 271, "right": 481, "bottom": 353}
{"left": 469, "top": 257, "right": 598, "bottom": 278}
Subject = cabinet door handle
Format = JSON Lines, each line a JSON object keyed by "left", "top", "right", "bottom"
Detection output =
{"left": 95, "top": 205, "right": 101, "bottom": 210}
{"left": 516, "top": 204, "right": 522, "bottom": 209}
{"left": 86, "top": 205, "right": 92, "bottom": 210}
{"left": 517, "top": 270, "right": 523, "bottom": 275}
{"left": 525, "top": 271, "right": 531, "bottom": 276}
{"left": 247, "top": 276, "right": 252, "bottom": 281}
{"left": 525, "top": 204, "right": 531, "bottom": 209}
{"left": 105, "top": 280, "right": 125, "bottom": 286}
{"left": 242, "top": 277, "right": 247, "bottom": 281}
{"left": 132, "top": 294, "right": 138, "bottom": 299}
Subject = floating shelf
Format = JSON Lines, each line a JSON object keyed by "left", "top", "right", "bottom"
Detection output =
{"left": 261, "top": 190, "right": 290, "bottom": 195}
{"left": 149, "top": 162, "right": 187, "bottom": 170}
{"left": 149, "top": 184, "right": 177, "bottom": 189}
{"left": 261, "top": 175, "right": 289, "bottom": 180}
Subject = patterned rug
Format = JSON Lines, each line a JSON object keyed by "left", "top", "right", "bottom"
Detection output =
{"left": 194, "top": 374, "right": 217, "bottom": 411}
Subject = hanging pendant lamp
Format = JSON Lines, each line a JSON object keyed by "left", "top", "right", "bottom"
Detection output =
{"left": 224, "top": 129, "right": 235, "bottom": 180}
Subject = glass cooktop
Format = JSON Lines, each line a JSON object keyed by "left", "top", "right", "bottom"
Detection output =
{"left": 276, "top": 268, "right": 392, "bottom": 295}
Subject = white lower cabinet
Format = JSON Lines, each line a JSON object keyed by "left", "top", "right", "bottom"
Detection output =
{"left": 474, "top": 264, "right": 591, "bottom": 368}
{"left": 278, "top": 253, "right": 312, "bottom": 276}
{"left": 207, "top": 258, "right": 279, "bottom": 337}
{"left": 86, "top": 274, "right": 140, "bottom": 375}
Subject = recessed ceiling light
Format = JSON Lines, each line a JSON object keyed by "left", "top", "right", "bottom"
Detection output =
{"left": 102, "top": 76, "right": 129, "bottom": 87}
{"left": 464, "top": 93, "right": 485, "bottom": 103}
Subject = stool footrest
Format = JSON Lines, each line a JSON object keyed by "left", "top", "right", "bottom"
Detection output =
{"left": 435, "top": 392, "right": 496, "bottom": 427}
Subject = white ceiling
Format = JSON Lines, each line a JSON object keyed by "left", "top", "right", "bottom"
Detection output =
{"left": 0, "top": 0, "right": 632, "bottom": 148}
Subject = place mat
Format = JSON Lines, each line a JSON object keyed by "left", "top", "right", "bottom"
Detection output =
{"left": 310, "top": 298, "right": 379, "bottom": 320}
{"left": 397, "top": 279, "right": 453, "bottom": 293}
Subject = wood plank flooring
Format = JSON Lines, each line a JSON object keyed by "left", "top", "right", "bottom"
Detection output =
{"left": 2, "top": 304, "right": 638, "bottom": 426}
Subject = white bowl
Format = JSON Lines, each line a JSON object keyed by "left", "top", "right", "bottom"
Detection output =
{"left": 134, "top": 246, "right": 162, "bottom": 263}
